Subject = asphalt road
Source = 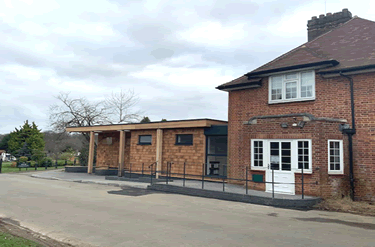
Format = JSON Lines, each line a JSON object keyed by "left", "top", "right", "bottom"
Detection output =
{"left": 0, "top": 172, "right": 374, "bottom": 247}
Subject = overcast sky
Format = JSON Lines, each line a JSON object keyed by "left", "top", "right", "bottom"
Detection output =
{"left": 0, "top": 0, "right": 374, "bottom": 134}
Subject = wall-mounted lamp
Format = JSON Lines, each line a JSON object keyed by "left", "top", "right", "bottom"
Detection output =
{"left": 280, "top": 123, "right": 288, "bottom": 128}
{"left": 297, "top": 121, "right": 306, "bottom": 128}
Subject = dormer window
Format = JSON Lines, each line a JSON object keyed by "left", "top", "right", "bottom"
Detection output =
{"left": 269, "top": 70, "right": 315, "bottom": 103}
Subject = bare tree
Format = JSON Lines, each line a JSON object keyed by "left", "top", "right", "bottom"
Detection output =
{"left": 104, "top": 89, "right": 142, "bottom": 123}
{"left": 49, "top": 90, "right": 141, "bottom": 141}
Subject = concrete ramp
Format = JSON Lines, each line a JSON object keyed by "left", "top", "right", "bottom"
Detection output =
{"left": 147, "top": 183, "right": 321, "bottom": 209}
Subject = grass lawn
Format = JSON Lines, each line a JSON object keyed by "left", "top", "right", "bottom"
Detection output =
{"left": 0, "top": 162, "right": 66, "bottom": 174}
{"left": 0, "top": 231, "right": 42, "bottom": 247}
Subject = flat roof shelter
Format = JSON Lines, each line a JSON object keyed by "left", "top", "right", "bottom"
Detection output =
{"left": 66, "top": 119, "right": 228, "bottom": 179}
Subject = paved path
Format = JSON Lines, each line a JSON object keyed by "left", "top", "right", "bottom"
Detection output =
{"left": 0, "top": 172, "right": 374, "bottom": 247}
{"left": 33, "top": 170, "right": 315, "bottom": 199}
{"left": 31, "top": 170, "right": 148, "bottom": 189}
{"left": 160, "top": 179, "right": 317, "bottom": 199}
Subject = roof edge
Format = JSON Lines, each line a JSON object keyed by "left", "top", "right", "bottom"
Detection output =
{"left": 318, "top": 64, "right": 375, "bottom": 75}
{"left": 245, "top": 60, "right": 339, "bottom": 77}
{"left": 66, "top": 118, "right": 228, "bottom": 132}
{"left": 216, "top": 79, "right": 262, "bottom": 91}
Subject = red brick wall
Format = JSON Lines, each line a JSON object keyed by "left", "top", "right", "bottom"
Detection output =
{"left": 228, "top": 71, "right": 375, "bottom": 201}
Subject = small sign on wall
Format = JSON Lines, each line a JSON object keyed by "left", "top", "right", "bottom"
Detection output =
{"left": 106, "top": 137, "right": 112, "bottom": 145}
{"left": 270, "top": 155, "right": 279, "bottom": 164}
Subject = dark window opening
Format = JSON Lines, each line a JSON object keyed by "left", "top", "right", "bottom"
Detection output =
{"left": 138, "top": 135, "right": 152, "bottom": 145}
{"left": 206, "top": 135, "right": 227, "bottom": 177}
{"left": 176, "top": 134, "right": 193, "bottom": 145}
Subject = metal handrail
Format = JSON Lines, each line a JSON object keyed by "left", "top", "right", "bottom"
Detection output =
{"left": 115, "top": 162, "right": 320, "bottom": 199}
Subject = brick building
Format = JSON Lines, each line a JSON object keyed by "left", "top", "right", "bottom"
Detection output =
{"left": 217, "top": 9, "right": 375, "bottom": 201}
{"left": 66, "top": 119, "right": 228, "bottom": 179}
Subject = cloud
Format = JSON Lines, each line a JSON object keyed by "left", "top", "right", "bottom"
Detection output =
{"left": 0, "top": 0, "right": 372, "bottom": 133}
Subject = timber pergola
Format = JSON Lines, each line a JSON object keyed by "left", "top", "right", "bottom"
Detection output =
{"left": 66, "top": 119, "right": 227, "bottom": 177}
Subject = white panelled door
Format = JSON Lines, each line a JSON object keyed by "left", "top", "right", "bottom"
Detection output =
{"left": 265, "top": 141, "right": 295, "bottom": 195}
{"left": 251, "top": 139, "right": 312, "bottom": 196}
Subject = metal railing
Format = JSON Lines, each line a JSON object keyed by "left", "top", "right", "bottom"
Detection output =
{"left": 151, "top": 162, "right": 318, "bottom": 200}
{"left": 116, "top": 162, "right": 318, "bottom": 199}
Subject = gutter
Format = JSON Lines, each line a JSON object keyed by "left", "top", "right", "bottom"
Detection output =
{"left": 244, "top": 60, "right": 339, "bottom": 78}
{"left": 216, "top": 79, "right": 262, "bottom": 91}
{"left": 339, "top": 72, "right": 356, "bottom": 201}
{"left": 319, "top": 64, "right": 375, "bottom": 77}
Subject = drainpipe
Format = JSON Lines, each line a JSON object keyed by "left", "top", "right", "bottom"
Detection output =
{"left": 340, "top": 72, "right": 356, "bottom": 201}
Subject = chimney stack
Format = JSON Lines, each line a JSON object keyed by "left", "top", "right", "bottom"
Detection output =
{"left": 307, "top": 8, "right": 352, "bottom": 42}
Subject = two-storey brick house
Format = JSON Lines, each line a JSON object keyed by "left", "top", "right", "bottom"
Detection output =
{"left": 217, "top": 9, "right": 375, "bottom": 201}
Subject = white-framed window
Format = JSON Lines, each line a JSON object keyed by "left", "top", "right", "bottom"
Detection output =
{"left": 253, "top": 140, "right": 264, "bottom": 167}
{"left": 251, "top": 139, "right": 312, "bottom": 173}
{"left": 328, "top": 140, "right": 344, "bottom": 174}
{"left": 298, "top": 140, "right": 310, "bottom": 170}
{"left": 269, "top": 70, "right": 315, "bottom": 103}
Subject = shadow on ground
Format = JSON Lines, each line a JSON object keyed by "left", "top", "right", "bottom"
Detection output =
{"left": 108, "top": 186, "right": 169, "bottom": 196}
{"left": 295, "top": 217, "right": 375, "bottom": 230}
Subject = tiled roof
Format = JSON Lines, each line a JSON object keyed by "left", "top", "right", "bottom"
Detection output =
{"left": 217, "top": 17, "right": 375, "bottom": 90}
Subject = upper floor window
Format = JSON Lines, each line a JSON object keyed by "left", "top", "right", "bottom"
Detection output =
{"left": 269, "top": 70, "right": 315, "bottom": 104}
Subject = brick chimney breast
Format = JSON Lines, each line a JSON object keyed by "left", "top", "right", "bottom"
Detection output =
{"left": 307, "top": 8, "right": 352, "bottom": 42}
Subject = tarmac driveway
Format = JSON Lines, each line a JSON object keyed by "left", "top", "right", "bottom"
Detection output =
{"left": 0, "top": 172, "right": 374, "bottom": 247}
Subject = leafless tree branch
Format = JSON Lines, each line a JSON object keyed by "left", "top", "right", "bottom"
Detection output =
{"left": 104, "top": 89, "right": 142, "bottom": 123}
{"left": 49, "top": 90, "right": 142, "bottom": 142}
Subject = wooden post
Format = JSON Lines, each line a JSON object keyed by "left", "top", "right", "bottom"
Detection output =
{"left": 156, "top": 129, "right": 163, "bottom": 179}
{"left": 118, "top": 130, "right": 125, "bottom": 177}
{"left": 87, "top": 131, "right": 95, "bottom": 174}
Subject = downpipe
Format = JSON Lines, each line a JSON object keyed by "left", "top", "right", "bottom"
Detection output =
{"left": 340, "top": 72, "right": 356, "bottom": 201}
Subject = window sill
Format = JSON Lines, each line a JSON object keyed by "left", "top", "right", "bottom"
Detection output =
{"left": 175, "top": 143, "right": 193, "bottom": 146}
{"left": 328, "top": 171, "right": 344, "bottom": 175}
{"left": 268, "top": 97, "right": 315, "bottom": 105}
{"left": 138, "top": 143, "right": 152, "bottom": 145}
{"left": 251, "top": 166, "right": 267, "bottom": 171}
{"left": 295, "top": 170, "right": 313, "bottom": 174}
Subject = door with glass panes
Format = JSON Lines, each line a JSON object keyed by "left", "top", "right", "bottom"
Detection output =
{"left": 265, "top": 141, "right": 295, "bottom": 194}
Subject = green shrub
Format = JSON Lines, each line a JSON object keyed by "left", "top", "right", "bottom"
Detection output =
{"left": 78, "top": 144, "right": 96, "bottom": 166}
{"left": 60, "top": 152, "right": 74, "bottom": 161}
{"left": 19, "top": 156, "right": 28, "bottom": 163}
{"left": 46, "top": 158, "right": 53, "bottom": 167}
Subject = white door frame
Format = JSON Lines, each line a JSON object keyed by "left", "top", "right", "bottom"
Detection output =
{"left": 265, "top": 140, "right": 295, "bottom": 195}
{"left": 251, "top": 139, "right": 312, "bottom": 195}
